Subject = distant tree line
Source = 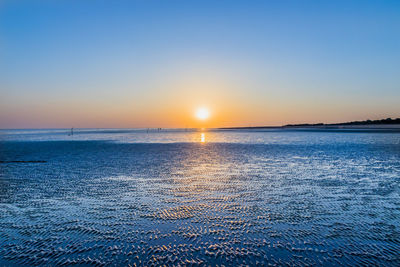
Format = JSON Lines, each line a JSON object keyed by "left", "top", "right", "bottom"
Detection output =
{"left": 285, "top": 117, "right": 400, "bottom": 127}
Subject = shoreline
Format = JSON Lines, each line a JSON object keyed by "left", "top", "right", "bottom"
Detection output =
{"left": 220, "top": 124, "right": 400, "bottom": 132}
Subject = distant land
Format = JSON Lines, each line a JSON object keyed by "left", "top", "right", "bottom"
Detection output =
{"left": 284, "top": 117, "right": 400, "bottom": 127}
{"left": 221, "top": 118, "right": 400, "bottom": 130}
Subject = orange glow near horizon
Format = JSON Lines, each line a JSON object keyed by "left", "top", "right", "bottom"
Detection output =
{"left": 2, "top": 69, "right": 397, "bottom": 129}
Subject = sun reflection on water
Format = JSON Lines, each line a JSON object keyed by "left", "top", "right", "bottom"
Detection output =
{"left": 200, "top": 132, "right": 205, "bottom": 143}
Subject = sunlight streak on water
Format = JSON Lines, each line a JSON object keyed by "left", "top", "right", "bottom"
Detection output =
{"left": 200, "top": 132, "right": 205, "bottom": 143}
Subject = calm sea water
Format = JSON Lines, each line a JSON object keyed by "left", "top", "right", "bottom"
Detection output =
{"left": 0, "top": 129, "right": 399, "bottom": 266}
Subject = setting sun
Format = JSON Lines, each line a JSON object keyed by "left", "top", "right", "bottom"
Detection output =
{"left": 195, "top": 108, "right": 210, "bottom": 120}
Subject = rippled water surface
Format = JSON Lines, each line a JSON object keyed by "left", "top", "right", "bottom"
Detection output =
{"left": 1, "top": 129, "right": 400, "bottom": 266}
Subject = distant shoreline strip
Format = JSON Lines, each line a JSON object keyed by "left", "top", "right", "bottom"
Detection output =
{"left": 218, "top": 125, "right": 400, "bottom": 133}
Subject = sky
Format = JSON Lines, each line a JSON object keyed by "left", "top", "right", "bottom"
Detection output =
{"left": 1, "top": 0, "right": 399, "bottom": 128}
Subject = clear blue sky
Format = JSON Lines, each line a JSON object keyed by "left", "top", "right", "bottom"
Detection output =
{"left": 1, "top": 0, "right": 399, "bottom": 128}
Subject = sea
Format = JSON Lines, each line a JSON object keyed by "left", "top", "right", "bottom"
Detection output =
{"left": 0, "top": 128, "right": 399, "bottom": 266}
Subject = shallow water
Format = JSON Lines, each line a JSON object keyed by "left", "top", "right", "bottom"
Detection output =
{"left": 0, "top": 129, "right": 399, "bottom": 266}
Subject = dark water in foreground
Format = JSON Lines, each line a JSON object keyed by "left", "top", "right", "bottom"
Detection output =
{"left": 0, "top": 129, "right": 399, "bottom": 266}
